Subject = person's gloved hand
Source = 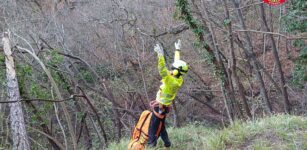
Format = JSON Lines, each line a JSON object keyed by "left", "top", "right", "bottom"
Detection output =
{"left": 154, "top": 44, "right": 164, "bottom": 56}
{"left": 174, "top": 39, "right": 181, "bottom": 50}
{"left": 149, "top": 100, "right": 159, "bottom": 110}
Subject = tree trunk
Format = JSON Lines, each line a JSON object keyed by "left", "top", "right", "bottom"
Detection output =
{"left": 200, "top": 0, "right": 241, "bottom": 119}
{"left": 231, "top": 0, "right": 272, "bottom": 114}
{"left": 77, "top": 86, "right": 108, "bottom": 146}
{"left": 172, "top": 102, "right": 179, "bottom": 127}
{"left": 223, "top": 0, "right": 252, "bottom": 119}
{"left": 258, "top": 3, "right": 291, "bottom": 113}
{"left": 177, "top": 0, "right": 234, "bottom": 123}
{"left": 3, "top": 31, "right": 30, "bottom": 150}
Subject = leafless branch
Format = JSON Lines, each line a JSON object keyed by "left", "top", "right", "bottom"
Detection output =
{"left": 0, "top": 95, "right": 84, "bottom": 103}
{"left": 229, "top": 2, "right": 264, "bottom": 12}
{"left": 236, "top": 30, "right": 307, "bottom": 39}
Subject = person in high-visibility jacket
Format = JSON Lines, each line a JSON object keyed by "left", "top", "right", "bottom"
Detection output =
{"left": 148, "top": 39, "right": 188, "bottom": 148}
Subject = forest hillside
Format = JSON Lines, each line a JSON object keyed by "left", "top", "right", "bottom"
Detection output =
{"left": 0, "top": 0, "right": 306, "bottom": 149}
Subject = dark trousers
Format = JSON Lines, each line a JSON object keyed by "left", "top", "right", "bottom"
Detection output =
{"left": 148, "top": 106, "right": 171, "bottom": 147}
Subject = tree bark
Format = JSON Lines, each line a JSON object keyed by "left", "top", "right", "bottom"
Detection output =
{"left": 258, "top": 3, "right": 291, "bottom": 113}
{"left": 3, "top": 31, "right": 30, "bottom": 150}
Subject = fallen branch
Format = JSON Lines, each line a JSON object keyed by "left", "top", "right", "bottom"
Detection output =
{"left": 26, "top": 126, "right": 65, "bottom": 150}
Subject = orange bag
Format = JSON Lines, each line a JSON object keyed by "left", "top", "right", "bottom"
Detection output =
{"left": 128, "top": 110, "right": 152, "bottom": 150}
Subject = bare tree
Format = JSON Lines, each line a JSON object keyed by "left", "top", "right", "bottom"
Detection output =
{"left": 222, "top": 0, "right": 252, "bottom": 118}
{"left": 258, "top": 3, "right": 291, "bottom": 113}
{"left": 3, "top": 31, "right": 30, "bottom": 150}
{"left": 231, "top": 0, "right": 272, "bottom": 114}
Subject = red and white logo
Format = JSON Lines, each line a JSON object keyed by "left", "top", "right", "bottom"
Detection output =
{"left": 263, "top": 0, "right": 286, "bottom": 5}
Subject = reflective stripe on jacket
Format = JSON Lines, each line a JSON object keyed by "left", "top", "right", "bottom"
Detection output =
{"left": 156, "top": 55, "right": 183, "bottom": 106}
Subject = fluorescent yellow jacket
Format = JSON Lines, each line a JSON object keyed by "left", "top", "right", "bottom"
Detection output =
{"left": 156, "top": 51, "right": 183, "bottom": 106}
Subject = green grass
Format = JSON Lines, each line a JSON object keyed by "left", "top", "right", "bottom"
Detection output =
{"left": 108, "top": 115, "right": 307, "bottom": 150}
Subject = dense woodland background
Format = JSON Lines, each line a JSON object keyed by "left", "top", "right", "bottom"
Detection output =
{"left": 0, "top": 0, "right": 306, "bottom": 149}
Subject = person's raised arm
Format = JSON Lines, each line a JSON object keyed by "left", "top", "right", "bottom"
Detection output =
{"left": 154, "top": 44, "right": 168, "bottom": 78}
{"left": 174, "top": 39, "right": 181, "bottom": 61}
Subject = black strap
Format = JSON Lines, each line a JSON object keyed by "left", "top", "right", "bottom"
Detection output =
{"left": 138, "top": 112, "right": 151, "bottom": 134}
